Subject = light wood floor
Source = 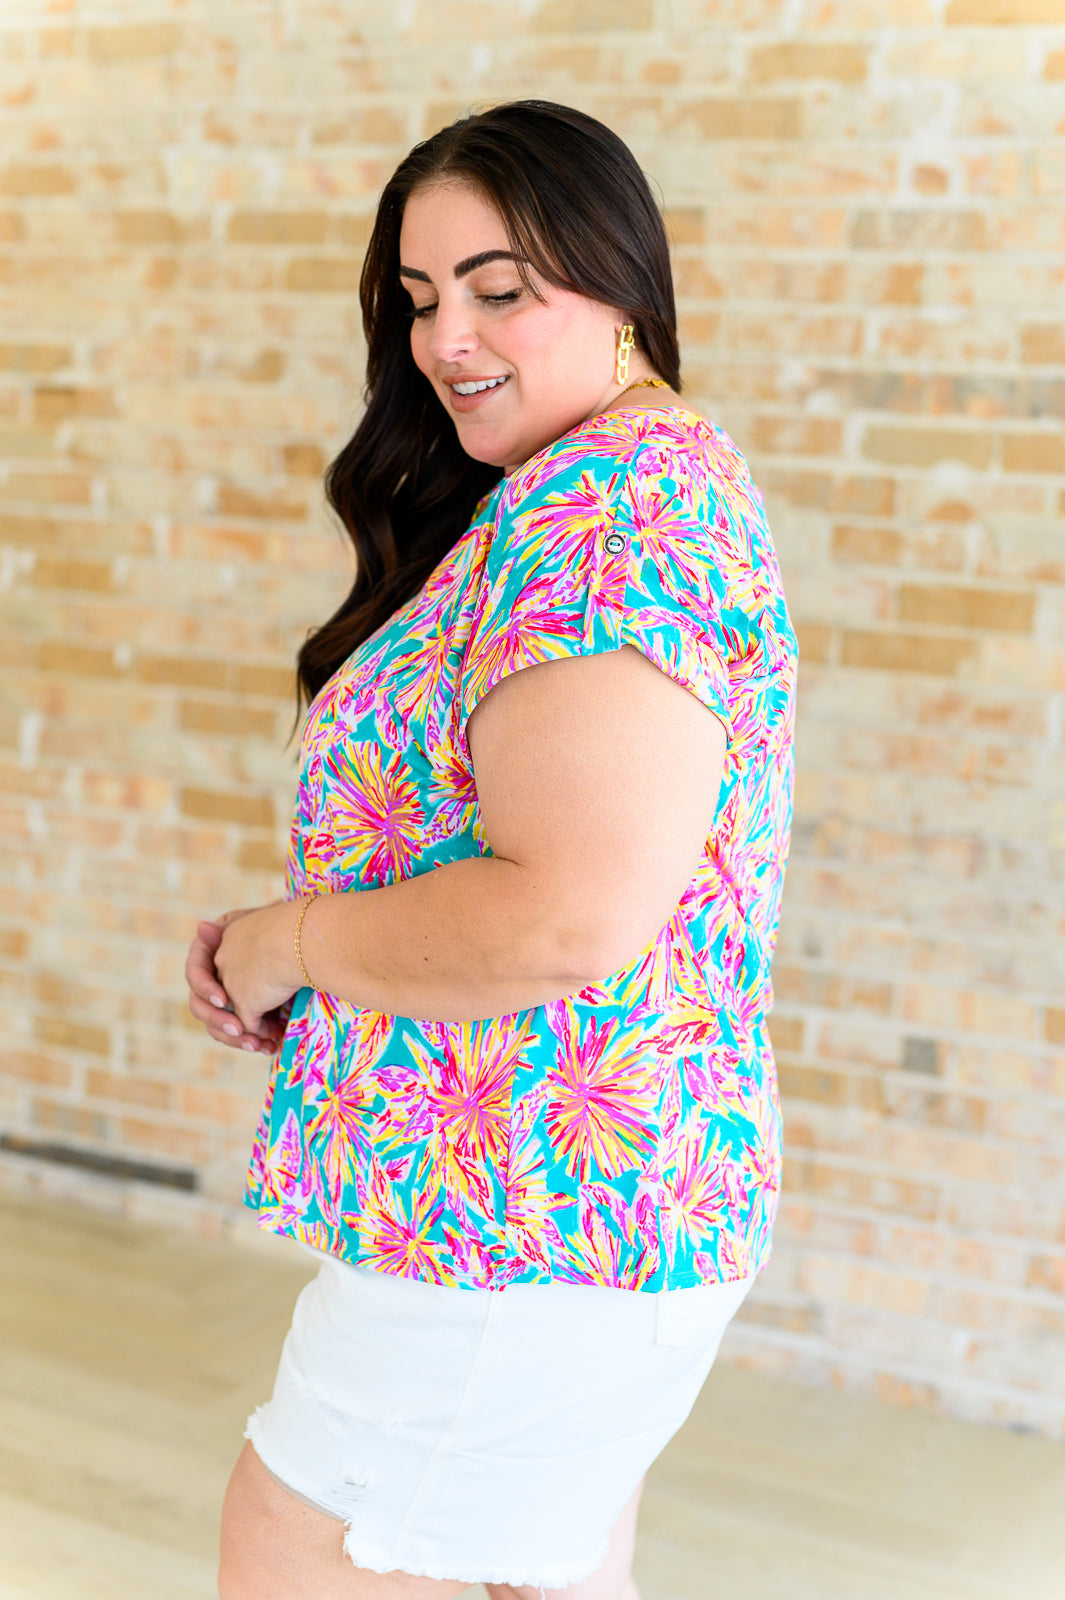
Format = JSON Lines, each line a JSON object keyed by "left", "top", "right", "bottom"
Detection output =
{"left": 1, "top": 1192, "right": 1063, "bottom": 1600}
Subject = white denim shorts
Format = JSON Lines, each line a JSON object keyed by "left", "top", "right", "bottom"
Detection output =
{"left": 245, "top": 1249, "right": 757, "bottom": 1591}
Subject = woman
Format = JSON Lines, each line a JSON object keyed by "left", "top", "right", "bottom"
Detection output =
{"left": 185, "top": 100, "right": 797, "bottom": 1600}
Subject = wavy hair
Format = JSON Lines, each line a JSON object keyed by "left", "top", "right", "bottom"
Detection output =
{"left": 295, "top": 99, "right": 681, "bottom": 713}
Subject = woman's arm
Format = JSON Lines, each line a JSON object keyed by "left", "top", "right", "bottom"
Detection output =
{"left": 208, "top": 644, "right": 727, "bottom": 1031}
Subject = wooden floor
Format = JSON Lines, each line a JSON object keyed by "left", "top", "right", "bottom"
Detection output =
{"left": 1, "top": 1193, "right": 1063, "bottom": 1600}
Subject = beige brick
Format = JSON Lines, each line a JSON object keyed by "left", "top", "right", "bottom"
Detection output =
{"left": 751, "top": 415, "right": 843, "bottom": 455}
{"left": 807, "top": 0, "right": 935, "bottom": 19}
{"left": 172, "top": 524, "right": 266, "bottom": 563}
{"left": 32, "top": 558, "right": 114, "bottom": 593}
{"left": 31, "top": 387, "right": 117, "bottom": 423}
{"left": 712, "top": 208, "right": 848, "bottom": 250}
{"left": 32, "top": 1099, "right": 108, "bottom": 1143}
{"left": 862, "top": 425, "right": 993, "bottom": 469}
{"left": 832, "top": 525, "right": 903, "bottom": 565}
{"left": 179, "top": 699, "right": 277, "bottom": 738}
{"left": 1020, "top": 324, "right": 1065, "bottom": 364}
{"left": 135, "top": 654, "right": 228, "bottom": 690}
{"left": 913, "top": 164, "right": 950, "bottom": 196}
{"left": 778, "top": 1063, "right": 851, "bottom": 1105}
{"left": 792, "top": 1159, "right": 941, "bottom": 1221}
{"left": 37, "top": 643, "right": 122, "bottom": 679}
{"left": 0, "top": 164, "right": 75, "bottom": 196}
{"left": 963, "top": 151, "right": 1024, "bottom": 198}
{"left": 1046, "top": 48, "right": 1065, "bottom": 79}
{"left": 764, "top": 470, "right": 894, "bottom": 516}
{"left": 0, "top": 342, "right": 70, "bottom": 373}
{"left": 0, "top": 928, "right": 28, "bottom": 960}
{"left": 35, "top": 1016, "right": 110, "bottom": 1057}
{"left": 238, "top": 836, "right": 286, "bottom": 873}
{"left": 767, "top": 1013, "right": 804, "bottom": 1053}
{"left": 1002, "top": 432, "right": 1065, "bottom": 474}
{"left": 793, "top": 621, "right": 832, "bottom": 662}
{"left": 748, "top": 42, "right": 868, "bottom": 83}
{"left": 180, "top": 787, "right": 274, "bottom": 828}
{"left": 119, "top": 1116, "right": 207, "bottom": 1165}
{"left": 851, "top": 209, "right": 988, "bottom": 252}
{"left": 947, "top": 0, "right": 1065, "bottom": 19}
{"left": 86, "top": 22, "right": 182, "bottom": 60}
{"left": 5, "top": 469, "right": 93, "bottom": 505}
{"left": 179, "top": 1083, "right": 255, "bottom": 1124}
{"left": 0, "top": 1049, "right": 70, "bottom": 1088}
{"left": 331, "top": 214, "right": 374, "bottom": 251}
{"left": 880, "top": 264, "right": 925, "bottom": 304}
{"left": 665, "top": 207, "right": 705, "bottom": 244}
{"left": 530, "top": 0, "right": 654, "bottom": 29}
{"left": 281, "top": 441, "right": 326, "bottom": 477}
{"left": 242, "top": 349, "right": 284, "bottom": 383}
{"left": 283, "top": 257, "right": 363, "bottom": 293}
{"left": 227, "top": 210, "right": 330, "bottom": 245}
{"left": 0, "top": 513, "right": 64, "bottom": 547}
{"left": 81, "top": 771, "right": 172, "bottom": 813}
{"left": 683, "top": 98, "right": 803, "bottom": 139}
{"left": 86, "top": 1069, "right": 170, "bottom": 1111}
{"left": 898, "top": 584, "right": 1035, "bottom": 632}
{"left": 1027, "top": 1254, "right": 1065, "bottom": 1293}
{"left": 114, "top": 211, "right": 190, "bottom": 246}
{"left": 216, "top": 484, "right": 308, "bottom": 520}
{"left": 841, "top": 631, "right": 977, "bottom": 675}
{"left": 230, "top": 663, "right": 295, "bottom": 699}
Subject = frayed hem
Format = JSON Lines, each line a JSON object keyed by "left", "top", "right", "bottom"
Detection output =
{"left": 244, "top": 1417, "right": 352, "bottom": 1523}
{"left": 340, "top": 1528, "right": 610, "bottom": 1590}
{"left": 246, "top": 1412, "right": 610, "bottom": 1588}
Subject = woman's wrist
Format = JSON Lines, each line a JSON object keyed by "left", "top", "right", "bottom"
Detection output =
{"left": 276, "top": 896, "right": 316, "bottom": 991}
{"left": 293, "top": 891, "right": 323, "bottom": 990}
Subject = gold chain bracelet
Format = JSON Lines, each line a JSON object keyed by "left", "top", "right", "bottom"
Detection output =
{"left": 294, "top": 891, "right": 321, "bottom": 990}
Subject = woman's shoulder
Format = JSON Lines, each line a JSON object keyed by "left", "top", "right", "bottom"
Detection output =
{"left": 499, "top": 405, "right": 716, "bottom": 509}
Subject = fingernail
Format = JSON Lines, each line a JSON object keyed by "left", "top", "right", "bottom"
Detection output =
{"left": 242, "top": 1041, "right": 256, "bottom": 1052}
{"left": 224, "top": 1023, "right": 240, "bottom": 1036}
{"left": 210, "top": 995, "right": 225, "bottom": 1008}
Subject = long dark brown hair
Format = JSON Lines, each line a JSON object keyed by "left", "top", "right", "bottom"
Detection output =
{"left": 295, "top": 99, "right": 681, "bottom": 714}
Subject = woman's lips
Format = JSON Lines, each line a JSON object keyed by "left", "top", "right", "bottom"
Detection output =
{"left": 446, "top": 376, "right": 510, "bottom": 414}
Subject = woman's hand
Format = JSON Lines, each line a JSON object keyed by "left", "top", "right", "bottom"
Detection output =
{"left": 213, "top": 899, "right": 303, "bottom": 1042}
{"left": 185, "top": 904, "right": 292, "bottom": 1054}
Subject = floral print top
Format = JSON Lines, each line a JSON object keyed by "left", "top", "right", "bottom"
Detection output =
{"left": 243, "top": 406, "right": 797, "bottom": 1291}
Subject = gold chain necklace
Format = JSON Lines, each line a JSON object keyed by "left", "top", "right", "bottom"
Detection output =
{"left": 619, "top": 377, "right": 670, "bottom": 399}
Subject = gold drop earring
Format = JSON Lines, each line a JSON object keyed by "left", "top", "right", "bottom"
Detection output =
{"left": 615, "top": 323, "right": 635, "bottom": 387}
{"left": 614, "top": 321, "right": 670, "bottom": 402}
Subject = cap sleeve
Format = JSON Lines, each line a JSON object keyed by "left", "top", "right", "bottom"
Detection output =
{"left": 457, "top": 433, "right": 749, "bottom": 758}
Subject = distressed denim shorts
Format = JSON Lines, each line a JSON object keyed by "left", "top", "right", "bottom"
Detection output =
{"left": 245, "top": 1249, "right": 757, "bottom": 1592}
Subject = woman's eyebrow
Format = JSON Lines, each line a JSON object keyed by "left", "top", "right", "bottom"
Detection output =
{"left": 398, "top": 249, "right": 518, "bottom": 284}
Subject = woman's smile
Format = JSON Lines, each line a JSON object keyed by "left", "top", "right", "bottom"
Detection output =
{"left": 446, "top": 372, "right": 512, "bottom": 411}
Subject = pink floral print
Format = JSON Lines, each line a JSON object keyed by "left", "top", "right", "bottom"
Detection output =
{"left": 244, "top": 407, "right": 798, "bottom": 1291}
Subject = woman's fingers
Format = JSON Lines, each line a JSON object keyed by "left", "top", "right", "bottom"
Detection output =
{"left": 185, "top": 920, "right": 232, "bottom": 1012}
{"left": 187, "top": 991, "right": 279, "bottom": 1052}
{"left": 186, "top": 907, "right": 286, "bottom": 1054}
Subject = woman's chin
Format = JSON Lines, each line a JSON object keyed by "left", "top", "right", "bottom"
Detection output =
{"left": 453, "top": 421, "right": 520, "bottom": 470}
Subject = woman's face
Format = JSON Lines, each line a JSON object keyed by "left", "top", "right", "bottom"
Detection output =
{"left": 398, "top": 182, "right": 626, "bottom": 473}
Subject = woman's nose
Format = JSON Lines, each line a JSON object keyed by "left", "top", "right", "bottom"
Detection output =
{"left": 427, "top": 298, "right": 479, "bottom": 364}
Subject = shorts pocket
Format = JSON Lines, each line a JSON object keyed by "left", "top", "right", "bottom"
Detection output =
{"left": 654, "top": 1274, "right": 757, "bottom": 1348}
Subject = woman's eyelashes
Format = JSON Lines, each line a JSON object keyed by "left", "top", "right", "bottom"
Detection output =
{"left": 407, "top": 289, "right": 522, "bottom": 320}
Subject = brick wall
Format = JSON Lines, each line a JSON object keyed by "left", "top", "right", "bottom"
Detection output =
{"left": 1, "top": 1, "right": 1063, "bottom": 1436}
